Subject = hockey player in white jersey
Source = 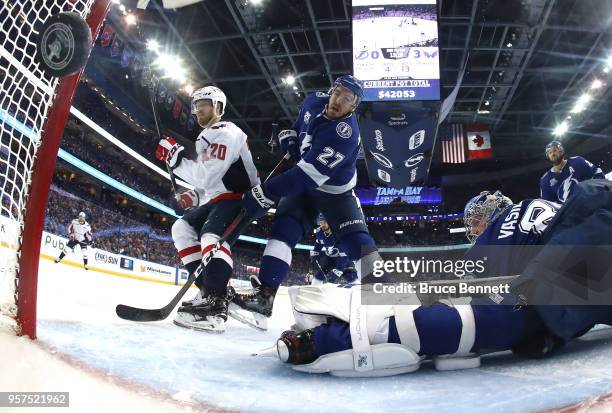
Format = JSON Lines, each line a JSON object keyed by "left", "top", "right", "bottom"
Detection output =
{"left": 155, "top": 85, "right": 260, "bottom": 333}
{"left": 54, "top": 211, "right": 93, "bottom": 270}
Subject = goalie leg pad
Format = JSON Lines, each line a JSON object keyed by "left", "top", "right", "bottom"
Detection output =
{"left": 293, "top": 284, "right": 353, "bottom": 323}
{"left": 292, "top": 344, "right": 422, "bottom": 377}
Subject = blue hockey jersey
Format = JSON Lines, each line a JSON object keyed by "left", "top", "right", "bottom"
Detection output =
{"left": 540, "top": 156, "right": 604, "bottom": 203}
{"left": 266, "top": 92, "right": 361, "bottom": 197}
{"left": 292, "top": 91, "right": 328, "bottom": 139}
{"left": 313, "top": 227, "right": 347, "bottom": 259}
{"left": 467, "top": 199, "right": 560, "bottom": 277}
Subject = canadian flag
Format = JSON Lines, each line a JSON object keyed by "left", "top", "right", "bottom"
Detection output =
{"left": 466, "top": 124, "right": 493, "bottom": 160}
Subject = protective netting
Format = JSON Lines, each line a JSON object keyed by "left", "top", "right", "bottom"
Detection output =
{"left": 0, "top": 0, "right": 96, "bottom": 332}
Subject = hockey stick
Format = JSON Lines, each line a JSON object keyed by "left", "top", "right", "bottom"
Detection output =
{"left": 115, "top": 153, "right": 289, "bottom": 322}
{"left": 147, "top": 87, "right": 181, "bottom": 199}
{"left": 204, "top": 152, "right": 290, "bottom": 251}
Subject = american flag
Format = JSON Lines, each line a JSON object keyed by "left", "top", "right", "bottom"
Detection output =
{"left": 440, "top": 123, "right": 466, "bottom": 164}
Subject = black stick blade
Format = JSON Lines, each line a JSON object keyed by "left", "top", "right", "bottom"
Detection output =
{"left": 115, "top": 272, "right": 197, "bottom": 322}
{"left": 115, "top": 304, "right": 169, "bottom": 322}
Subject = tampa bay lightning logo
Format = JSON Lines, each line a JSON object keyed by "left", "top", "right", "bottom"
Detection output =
{"left": 355, "top": 50, "right": 369, "bottom": 60}
{"left": 304, "top": 111, "right": 311, "bottom": 124}
{"left": 558, "top": 176, "right": 579, "bottom": 202}
{"left": 370, "top": 151, "right": 393, "bottom": 168}
{"left": 404, "top": 153, "right": 425, "bottom": 168}
{"left": 336, "top": 122, "right": 352, "bottom": 139}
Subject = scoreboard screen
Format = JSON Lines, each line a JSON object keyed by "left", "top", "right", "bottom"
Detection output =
{"left": 352, "top": 0, "right": 440, "bottom": 101}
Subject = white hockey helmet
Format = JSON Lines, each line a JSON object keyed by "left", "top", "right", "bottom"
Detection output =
{"left": 78, "top": 211, "right": 86, "bottom": 220}
{"left": 191, "top": 86, "right": 226, "bottom": 117}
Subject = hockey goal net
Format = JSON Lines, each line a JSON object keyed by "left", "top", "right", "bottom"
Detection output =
{"left": 0, "top": 0, "right": 109, "bottom": 337}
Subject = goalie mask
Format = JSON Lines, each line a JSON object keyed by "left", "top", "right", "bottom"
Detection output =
{"left": 191, "top": 86, "right": 226, "bottom": 117}
{"left": 464, "top": 191, "right": 513, "bottom": 243}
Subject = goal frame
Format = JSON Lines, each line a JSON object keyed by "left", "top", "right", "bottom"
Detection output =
{"left": 15, "top": 0, "right": 111, "bottom": 339}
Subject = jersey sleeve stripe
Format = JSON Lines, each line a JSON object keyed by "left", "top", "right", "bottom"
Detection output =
{"left": 297, "top": 159, "right": 330, "bottom": 186}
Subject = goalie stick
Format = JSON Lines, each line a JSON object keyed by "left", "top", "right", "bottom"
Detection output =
{"left": 115, "top": 153, "right": 290, "bottom": 322}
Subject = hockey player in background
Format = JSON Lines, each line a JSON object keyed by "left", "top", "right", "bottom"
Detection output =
{"left": 272, "top": 180, "right": 612, "bottom": 377}
{"left": 54, "top": 211, "right": 93, "bottom": 270}
{"left": 540, "top": 140, "right": 604, "bottom": 204}
{"left": 155, "top": 85, "right": 260, "bottom": 333}
{"left": 231, "top": 75, "right": 389, "bottom": 329}
{"left": 310, "top": 214, "right": 357, "bottom": 285}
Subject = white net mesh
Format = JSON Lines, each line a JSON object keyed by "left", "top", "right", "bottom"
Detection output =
{"left": 0, "top": 0, "right": 96, "bottom": 332}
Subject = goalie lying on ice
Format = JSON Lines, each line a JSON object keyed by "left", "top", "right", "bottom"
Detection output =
{"left": 269, "top": 179, "right": 612, "bottom": 377}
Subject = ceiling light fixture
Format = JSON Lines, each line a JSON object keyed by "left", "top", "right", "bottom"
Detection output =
{"left": 553, "top": 121, "right": 569, "bottom": 136}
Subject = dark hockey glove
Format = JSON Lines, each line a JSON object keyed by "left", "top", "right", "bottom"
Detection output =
{"left": 242, "top": 184, "right": 277, "bottom": 219}
{"left": 278, "top": 129, "right": 300, "bottom": 162}
{"left": 341, "top": 267, "right": 358, "bottom": 284}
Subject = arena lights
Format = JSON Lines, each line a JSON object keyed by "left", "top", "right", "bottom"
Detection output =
{"left": 146, "top": 39, "right": 160, "bottom": 52}
{"left": 182, "top": 83, "right": 194, "bottom": 95}
{"left": 570, "top": 93, "right": 591, "bottom": 114}
{"left": 250, "top": 0, "right": 264, "bottom": 5}
{"left": 125, "top": 13, "right": 137, "bottom": 25}
{"left": 553, "top": 121, "right": 569, "bottom": 137}
{"left": 154, "top": 53, "right": 177, "bottom": 70}
{"left": 590, "top": 79, "right": 603, "bottom": 90}
{"left": 168, "top": 65, "right": 187, "bottom": 83}
{"left": 283, "top": 74, "right": 296, "bottom": 85}
{"left": 149, "top": 46, "right": 190, "bottom": 85}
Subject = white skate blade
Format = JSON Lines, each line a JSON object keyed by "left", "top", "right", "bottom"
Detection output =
{"left": 250, "top": 343, "right": 277, "bottom": 357}
{"left": 173, "top": 315, "right": 226, "bottom": 334}
{"left": 227, "top": 303, "right": 268, "bottom": 331}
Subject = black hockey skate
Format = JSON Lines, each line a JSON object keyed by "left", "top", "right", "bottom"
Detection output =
{"left": 228, "top": 276, "right": 276, "bottom": 331}
{"left": 276, "top": 329, "right": 318, "bottom": 365}
{"left": 173, "top": 288, "right": 230, "bottom": 333}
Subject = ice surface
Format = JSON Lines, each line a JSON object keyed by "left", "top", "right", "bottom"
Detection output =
{"left": 5, "top": 258, "right": 612, "bottom": 412}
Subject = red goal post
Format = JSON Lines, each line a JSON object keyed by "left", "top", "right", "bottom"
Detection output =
{"left": 0, "top": 0, "right": 111, "bottom": 338}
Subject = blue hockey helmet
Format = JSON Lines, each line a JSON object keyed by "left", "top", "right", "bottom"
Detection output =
{"left": 545, "top": 140, "right": 564, "bottom": 158}
{"left": 330, "top": 75, "right": 364, "bottom": 106}
{"left": 464, "top": 190, "right": 513, "bottom": 243}
{"left": 317, "top": 213, "right": 327, "bottom": 224}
